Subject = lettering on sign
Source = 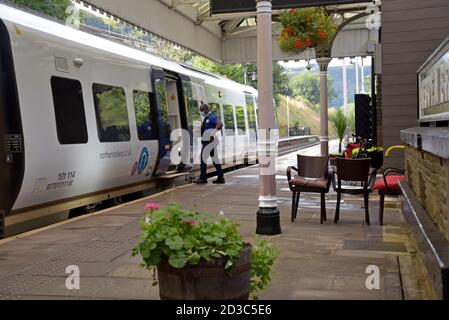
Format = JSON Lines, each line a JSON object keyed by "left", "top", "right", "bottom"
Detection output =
{"left": 419, "top": 37, "right": 449, "bottom": 121}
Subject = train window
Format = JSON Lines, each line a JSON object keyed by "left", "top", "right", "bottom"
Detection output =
{"left": 245, "top": 94, "right": 257, "bottom": 130}
{"left": 154, "top": 78, "right": 171, "bottom": 142}
{"left": 235, "top": 106, "right": 247, "bottom": 134}
{"left": 92, "top": 84, "right": 130, "bottom": 142}
{"left": 223, "top": 104, "right": 235, "bottom": 133}
{"left": 51, "top": 77, "right": 88, "bottom": 144}
{"left": 209, "top": 103, "right": 221, "bottom": 117}
{"left": 182, "top": 80, "right": 201, "bottom": 140}
{"left": 133, "top": 90, "right": 156, "bottom": 141}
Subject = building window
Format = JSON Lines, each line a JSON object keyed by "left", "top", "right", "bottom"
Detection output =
{"left": 223, "top": 104, "right": 235, "bottom": 133}
{"left": 235, "top": 106, "right": 247, "bottom": 134}
{"left": 92, "top": 83, "right": 130, "bottom": 142}
{"left": 51, "top": 77, "right": 88, "bottom": 144}
{"left": 133, "top": 90, "right": 156, "bottom": 141}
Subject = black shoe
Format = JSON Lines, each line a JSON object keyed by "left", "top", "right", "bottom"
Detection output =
{"left": 194, "top": 178, "right": 208, "bottom": 184}
{"left": 212, "top": 178, "right": 225, "bottom": 184}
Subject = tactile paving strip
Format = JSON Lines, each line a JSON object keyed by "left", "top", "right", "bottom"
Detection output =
{"left": 97, "top": 221, "right": 141, "bottom": 243}
{"left": 56, "top": 240, "right": 133, "bottom": 262}
{"left": 0, "top": 274, "right": 62, "bottom": 297}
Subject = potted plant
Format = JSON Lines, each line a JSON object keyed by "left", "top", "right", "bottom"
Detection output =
{"left": 329, "top": 108, "right": 352, "bottom": 155}
{"left": 132, "top": 202, "right": 279, "bottom": 300}
{"left": 366, "top": 146, "right": 384, "bottom": 169}
{"left": 277, "top": 7, "right": 337, "bottom": 55}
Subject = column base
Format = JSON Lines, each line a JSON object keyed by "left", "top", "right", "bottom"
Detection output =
{"left": 256, "top": 207, "right": 281, "bottom": 235}
{"left": 0, "top": 210, "right": 5, "bottom": 240}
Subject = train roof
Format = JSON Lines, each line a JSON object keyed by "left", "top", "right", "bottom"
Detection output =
{"left": 0, "top": 2, "right": 258, "bottom": 95}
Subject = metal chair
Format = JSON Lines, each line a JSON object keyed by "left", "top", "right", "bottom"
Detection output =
{"left": 287, "top": 155, "right": 333, "bottom": 224}
{"left": 372, "top": 146, "right": 406, "bottom": 225}
{"left": 334, "top": 158, "right": 373, "bottom": 225}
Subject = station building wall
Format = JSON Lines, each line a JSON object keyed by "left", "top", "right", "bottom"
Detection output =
{"left": 381, "top": 0, "right": 449, "bottom": 169}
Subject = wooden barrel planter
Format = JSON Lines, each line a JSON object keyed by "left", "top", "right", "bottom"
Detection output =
{"left": 157, "top": 244, "right": 251, "bottom": 300}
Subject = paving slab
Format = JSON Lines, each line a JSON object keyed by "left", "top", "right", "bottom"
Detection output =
{"left": 0, "top": 144, "right": 429, "bottom": 300}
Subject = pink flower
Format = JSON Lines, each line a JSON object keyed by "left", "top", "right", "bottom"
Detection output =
{"left": 145, "top": 202, "right": 160, "bottom": 211}
{"left": 183, "top": 220, "right": 197, "bottom": 226}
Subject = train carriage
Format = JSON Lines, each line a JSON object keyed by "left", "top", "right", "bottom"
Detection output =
{"left": 0, "top": 3, "right": 259, "bottom": 237}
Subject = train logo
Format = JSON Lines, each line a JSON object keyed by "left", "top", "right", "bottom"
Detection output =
{"left": 132, "top": 147, "right": 150, "bottom": 176}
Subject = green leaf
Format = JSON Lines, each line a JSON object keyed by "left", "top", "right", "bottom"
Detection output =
{"left": 169, "top": 252, "right": 188, "bottom": 268}
{"left": 166, "top": 236, "right": 184, "bottom": 250}
{"left": 145, "top": 249, "right": 162, "bottom": 266}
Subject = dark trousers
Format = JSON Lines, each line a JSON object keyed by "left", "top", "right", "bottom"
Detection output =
{"left": 200, "top": 141, "right": 223, "bottom": 180}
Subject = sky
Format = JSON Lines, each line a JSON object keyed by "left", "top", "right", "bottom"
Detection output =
{"left": 279, "top": 56, "right": 372, "bottom": 69}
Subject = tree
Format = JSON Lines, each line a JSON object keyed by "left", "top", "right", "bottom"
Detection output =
{"left": 364, "top": 75, "right": 372, "bottom": 96}
{"left": 290, "top": 72, "right": 336, "bottom": 108}
{"left": 157, "top": 41, "right": 195, "bottom": 64}
{"left": 192, "top": 57, "right": 247, "bottom": 84}
{"left": 12, "top": 0, "right": 72, "bottom": 20}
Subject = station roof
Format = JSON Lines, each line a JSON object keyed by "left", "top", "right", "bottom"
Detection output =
{"left": 82, "top": 0, "right": 380, "bottom": 63}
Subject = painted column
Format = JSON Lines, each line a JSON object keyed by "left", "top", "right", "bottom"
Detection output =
{"left": 317, "top": 57, "right": 332, "bottom": 157}
{"left": 342, "top": 58, "right": 348, "bottom": 114}
{"left": 355, "top": 56, "right": 360, "bottom": 94}
{"left": 287, "top": 95, "right": 290, "bottom": 137}
{"left": 256, "top": 0, "right": 281, "bottom": 236}
{"left": 361, "top": 57, "right": 365, "bottom": 93}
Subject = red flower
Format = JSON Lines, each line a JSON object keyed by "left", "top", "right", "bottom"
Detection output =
{"left": 294, "top": 39, "right": 304, "bottom": 49}
{"left": 319, "top": 31, "right": 326, "bottom": 39}
{"left": 305, "top": 37, "right": 312, "bottom": 47}
{"left": 286, "top": 27, "right": 294, "bottom": 36}
{"left": 289, "top": 8, "right": 297, "bottom": 14}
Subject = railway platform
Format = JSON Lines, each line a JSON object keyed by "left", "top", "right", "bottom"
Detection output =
{"left": 0, "top": 144, "right": 428, "bottom": 300}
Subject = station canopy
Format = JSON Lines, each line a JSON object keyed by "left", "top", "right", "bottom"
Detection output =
{"left": 82, "top": 0, "right": 379, "bottom": 64}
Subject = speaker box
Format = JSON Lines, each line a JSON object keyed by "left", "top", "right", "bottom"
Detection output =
{"left": 355, "top": 94, "right": 374, "bottom": 142}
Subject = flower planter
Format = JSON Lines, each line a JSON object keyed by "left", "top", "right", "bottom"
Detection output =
{"left": 277, "top": 8, "right": 337, "bottom": 55}
{"left": 367, "top": 151, "right": 384, "bottom": 169}
{"left": 157, "top": 244, "right": 252, "bottom": 300}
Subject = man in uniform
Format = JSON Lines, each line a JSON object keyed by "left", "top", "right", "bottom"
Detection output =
{"left": 194, "top": 103, "right": 225, "bottom": 184}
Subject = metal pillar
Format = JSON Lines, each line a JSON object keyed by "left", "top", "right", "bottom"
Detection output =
{"left": 256, "top": 0, "right": 281, "bottom": 236}
{"left": 361, "top": 57, "right": 365, "bottom": 93}
{"left": 355, "top": 57, "right": 360, "bottom": 94}
{"left": 317, "top": 57, "right": 332, "bottom": 157}
{"left": 287, "top": 95, "right": 290, "bottom": 137}
{"left": 342, "top": 58, "right": 348, "bottom": 114}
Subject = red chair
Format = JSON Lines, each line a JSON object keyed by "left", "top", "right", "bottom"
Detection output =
{"left": 345, "top": 143, "right": 360, "bottom": 159}
{"left": 372, "top": 146, "right": 406, "bottom": 225}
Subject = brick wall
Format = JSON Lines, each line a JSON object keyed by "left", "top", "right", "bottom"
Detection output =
{"left": 405, "top": 146, "right": 449, "bottom": 240}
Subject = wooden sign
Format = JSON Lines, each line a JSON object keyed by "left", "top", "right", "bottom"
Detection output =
{"left": 418, "top": 36, "right": 449, "bottom": 122}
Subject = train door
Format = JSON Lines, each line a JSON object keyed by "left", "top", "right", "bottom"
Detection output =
{"left": 151, "top": 67, "right": 172, "bottom": 177}
{"left": 0, "top": 20, "right": 24, "bottom": 237}
{"left": 180, "top": 77, "right": 203, "bottom": 170}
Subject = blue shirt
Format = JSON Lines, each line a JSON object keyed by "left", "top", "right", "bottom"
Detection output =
{"left": 201, "top": 112, "right": 220, "bottom": 135}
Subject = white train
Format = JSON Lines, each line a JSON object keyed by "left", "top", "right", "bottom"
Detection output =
{"left": 0, "top": 3, "right": 261, "bottom": 236}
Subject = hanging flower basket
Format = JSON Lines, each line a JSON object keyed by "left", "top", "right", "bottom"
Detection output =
{"left": 278, "top": 7, "right": 338, "bottom": 55}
